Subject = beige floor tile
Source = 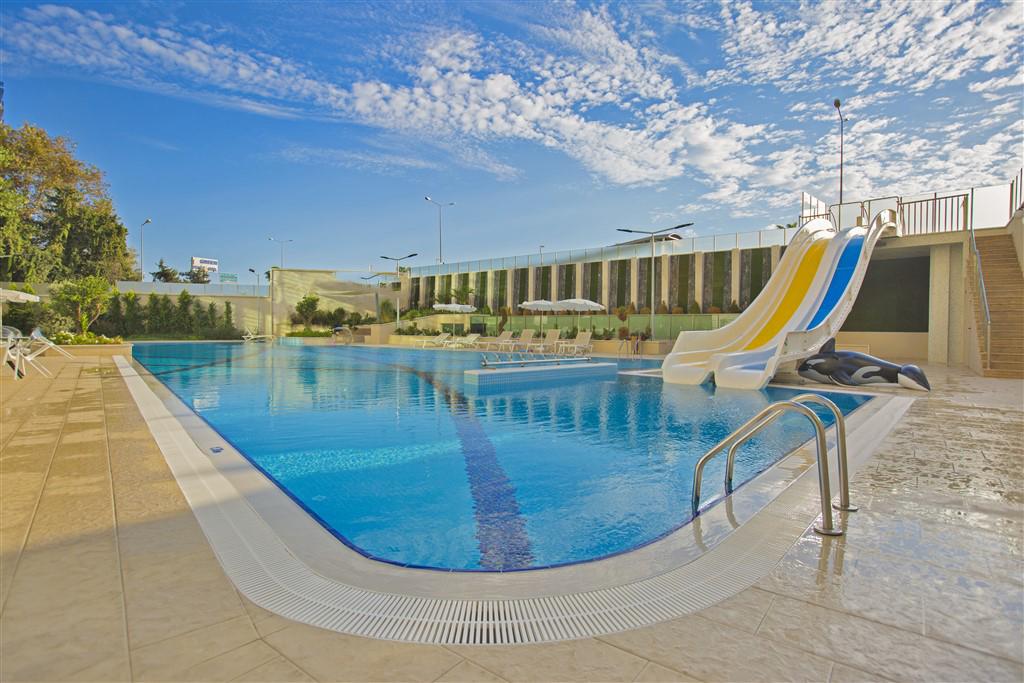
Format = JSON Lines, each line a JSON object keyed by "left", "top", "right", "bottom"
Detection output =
{"left": 601, "top": 614, "right": 833, "bottom": 682}
{"left": 828, "top": 663, "right": 889, "bottom": 682}
{"left": 435, "top": 659, "right": 508, "bottom": 682}
{"left": 695, "top": 586, "right": 775, "bottom": 634}
{"left": 757, "top": 595, "right": 1023, "bottom": 682}
{"left": 451, "top": 638, "right": 647, "bottom": 682}
{"left": 230, "top": 656, "right": 315, "bottom": 682}
{"left": 131, "top": 614, "right": 260, "bottom": 681}
{"left": 265, "top": 621, "right": 461, "bottom": 682}
{"left": 633, "top": 662, "right": 702, "bottom": 682}
{"left": 177, "top": 640, "right": 281, "bottom": 682}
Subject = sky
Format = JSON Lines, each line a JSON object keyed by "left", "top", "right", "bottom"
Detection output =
{"left": 2, "top": 0, "right": 1023, "bottom": 279}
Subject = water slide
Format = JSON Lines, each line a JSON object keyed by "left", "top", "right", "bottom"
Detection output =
{"left": 662, "top": 208, "right": 898, "bottom": 390}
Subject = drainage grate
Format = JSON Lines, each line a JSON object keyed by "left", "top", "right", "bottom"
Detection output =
{"left": 115, "top": 356, "right": 804, "bottom": 644}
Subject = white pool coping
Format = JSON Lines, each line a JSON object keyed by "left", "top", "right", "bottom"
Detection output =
{"left": 114, "top": 354, "right": 913, "bottom": 644}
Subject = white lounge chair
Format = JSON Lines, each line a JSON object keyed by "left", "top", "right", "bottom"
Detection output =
{"left": 483, "top": 330, "right": 513, "bottom": 350}
{"left": 508, "top": 329, "right": 535, "bottom": 352}
{"left": 4, "top": 338, "right": 52, "bottom": 379}
{"left": 29, "top": 327, "right": 73, "bottom": 358}
{"left": 528, "top": 329, "right": 562, "bottom": 354}
{"left": 560, "top": 331, "right": 593, "bottom": 356}
{"left": 243, "top": 328, "right": 273, "bottom": 343}
{"left": 419, "top": 332, "right": 451, "bottom": 348}
{"left": 444, "top": 333, "right": 481, "bottom": 349}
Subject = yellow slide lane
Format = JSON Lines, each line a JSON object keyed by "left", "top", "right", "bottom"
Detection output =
{"left": 743, "top": 239, "right": 828, "bottom": 350}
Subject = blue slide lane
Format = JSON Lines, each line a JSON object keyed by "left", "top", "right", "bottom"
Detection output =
{"left": 807, "top": 235, "right": 864, "bottom": 330}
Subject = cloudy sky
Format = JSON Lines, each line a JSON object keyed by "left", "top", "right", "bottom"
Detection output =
{"left": 3, "top": 1, "right": 1022, "bottom": 276}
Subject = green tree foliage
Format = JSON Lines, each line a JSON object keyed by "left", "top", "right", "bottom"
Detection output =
{"left": 175, "top": 291, "right": 196, "bottom": 334}
{"left": 123, "top": 291, "right": 144, "bottom": 336}
{"left": 150, "top": 259, "right": 180, "bottom": 283}
{"left": 379, "top": 299, "right": 396, "bottom": 323}
{"left": 186, "top": 267, "right": 210, "bottom": 284}
{"left": 294, "top": 294, "right": 320, "bottom": 329}
{"left": 49, "top": 276, "right": 116, "bottom": 334}
{"left": 0, "top": 122, "right": 134, "bottom": 282}
{"left": 451, "top": 284, "right": 474, "bottom": 305}
{"left": 223, "top": 301, "right": 234, "bottom": 329}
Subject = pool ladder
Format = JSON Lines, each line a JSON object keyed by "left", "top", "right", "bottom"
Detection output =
{"left": 691, "top": 394, "right": 857, "bottom": 536}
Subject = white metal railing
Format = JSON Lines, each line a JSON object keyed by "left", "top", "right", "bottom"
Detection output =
{"left": 691, "top": 394, "right": 856, "bottom": 536}
{"left": 967, "top": 213, "right": 992, "bottom": 370}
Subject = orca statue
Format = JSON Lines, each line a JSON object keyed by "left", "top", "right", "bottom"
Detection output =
{"left": 797, "top": 339, "right": 930, "bottom": 391}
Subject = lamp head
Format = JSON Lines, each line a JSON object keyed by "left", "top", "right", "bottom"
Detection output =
{"left": 833, "top": 98, "right": 841, "bottom": 109}
{"left": 142, "top": 218, "right": 152, "bottom": 226}
{"left": 248, "top": 268, "right": 256, "bottom": 274}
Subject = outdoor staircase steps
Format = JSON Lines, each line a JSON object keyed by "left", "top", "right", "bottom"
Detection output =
{"left": 973, "top": 234, "right": 1024, "bottom": 379}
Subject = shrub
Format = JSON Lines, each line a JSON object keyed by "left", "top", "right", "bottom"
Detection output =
{"left": 707, "top": 305, "right": 723, "bottom": 314}
{"left": 295, "top": 294, "right": 320, "bottom": 329}
{"left": 49, "top": 276, "right": 116, "bottom": 335}
{"left": 656, "top": 301, "right": 669, "bottom": 314}
{"left": 286, "top": 329, "right": 332, "bottom": 337}
{"left": 625, "top": 303, "right": 637, "bottom": 315}
{"left": 618, "top": 325, "right": 630, "bottom": 340}
{"left": 687, "top": 299, "right": 701, "bottom": 314}
{"left": 479, "top": 304, "right": 492, "bottom": 315}
{"left": 50, "top": 330, "right": 123, "bottom": 345}
{"left": 727, "top": 300, "right": 741, "bottom": 313}
{"left": 639, "top": 306, "right": 651, "bottom": 314}
{"left": 615, "top": 306, "right": 627, "bottom": 322}
{"left": 671, "top": 306, "right": 685, "bottom": 314}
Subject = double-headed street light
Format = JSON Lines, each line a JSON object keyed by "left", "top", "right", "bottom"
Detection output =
{"left": 616, "top": 222, "right": 693, "bottom": 342}
{"left": 267, "top": 236, "right": 294, "bottom": 269}
{"left": 379, "top": 253, "right": 418, "bottom": 325}
{"left": 424, "top": 197, "right": 454, "bottom": 264}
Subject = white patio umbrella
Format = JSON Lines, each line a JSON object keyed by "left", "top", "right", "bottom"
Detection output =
{"left": 518, "top": 300, "right": 568, "bottom": 331}
{"left": 432, "top": 303, "right": 476, "bottom": 313}
{"left": 555, "top": 298, "right": 605, "bottom": 333}
{"left": 0, "top": 288, "right": 41, "bottom": 335}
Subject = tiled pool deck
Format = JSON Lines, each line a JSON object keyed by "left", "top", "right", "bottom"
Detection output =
{"left": 1, "top": 352, "right": 1021, "bottom": 682}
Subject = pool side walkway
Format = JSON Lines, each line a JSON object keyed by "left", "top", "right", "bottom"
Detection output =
{"left": 1, "top": 353, "right": 1021, "bottom": 682}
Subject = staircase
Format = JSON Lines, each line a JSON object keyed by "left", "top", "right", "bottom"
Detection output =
{"left": 973, "top": 234, "right": 1024, "bottom": 378}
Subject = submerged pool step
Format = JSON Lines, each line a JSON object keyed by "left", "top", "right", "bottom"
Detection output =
{"left": 464, "top": 361, "right": 618, "bottom": 391}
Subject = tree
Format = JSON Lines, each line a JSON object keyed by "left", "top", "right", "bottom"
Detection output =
{"left": 151, "top": 259, "right": 179, "bottom": 283}
{"left": 186, "top": 267, "right": 210, "bottom": 284}
{"left": 773, "top": 221, "right": 798, "bottom": 230}
{"left": 223, "top": 301, "right": 234, "bottom": 329}
{"left": 123, "top": 291, "right": 144, "bottom": 336}
{"left": 176, "top": 290, "right": 196, "bottom": 333}
{"left": 49, "top": 276, "right": 115, "bottom": 334}
{"left": 294, "top": 294, "right": 319, "bottom": 329}
{"left": 37, "top": 188, "right": 136, "bottom": 281}
{"left": 451, "top": 283, "right": 474, "bottom": 305}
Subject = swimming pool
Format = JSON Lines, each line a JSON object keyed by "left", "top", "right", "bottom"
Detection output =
{"left": 133, "top": 343, "right": 870, "bottom": 572}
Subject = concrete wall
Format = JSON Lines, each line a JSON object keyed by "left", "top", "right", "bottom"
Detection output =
{"left": 270, "top": 269, "right": 397, "bottom": 336}
{"left": 835, "top": 332, "right": 929, "bottom": 360}
{"left": 1007, "top": 210, "right": 1024, "bottom": 271}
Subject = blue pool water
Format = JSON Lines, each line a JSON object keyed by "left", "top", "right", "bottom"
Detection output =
{"left": 133, "top": 343, "right": 871, "bottom": 571}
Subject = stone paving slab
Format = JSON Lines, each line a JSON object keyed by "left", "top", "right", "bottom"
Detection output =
{"left": 0, "top": 352, "right": 1021, "bottom": 682}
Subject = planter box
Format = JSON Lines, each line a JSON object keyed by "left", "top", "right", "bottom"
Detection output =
{"left": 54, "top": 344, "right": 134, "bottom": 358}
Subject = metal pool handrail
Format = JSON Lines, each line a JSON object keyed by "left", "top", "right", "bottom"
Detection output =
{"left": 691, "top": 397, "right": 855, "bottom": 536}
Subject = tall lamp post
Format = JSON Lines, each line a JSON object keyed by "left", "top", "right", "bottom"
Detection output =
{"left": 380, "top": 253, "right": 418, "bottom": 326}
{"left": 139, "top": 218, "right": 152, "bottom": 278}
{"left": 616, "top": 222, "right": 692, "bottom": 341}
{"left": 424, "top": 196, "right": 454, "bottom": 264}
{"left": 834, "top": 99, "right": 844, "bottom": 206}
{"left": 267, "top": 236, "right": 293, "bottom": 269}
{"left": 248, "top": 267, "right": 261, "bottom": 333}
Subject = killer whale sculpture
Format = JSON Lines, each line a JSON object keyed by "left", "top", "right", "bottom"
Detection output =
{"left": 797, "top": 339, "right": 930, "bottom": 391}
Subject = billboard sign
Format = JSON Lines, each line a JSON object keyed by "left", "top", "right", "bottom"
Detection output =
{"left": 191, "top": 256, "right": 219, "bottom": 273}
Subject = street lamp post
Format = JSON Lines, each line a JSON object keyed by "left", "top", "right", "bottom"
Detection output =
{"left": 139, "top": 218, "right": 152, "bottom": 278}
{"left": 267, "top": 236, "right": 294, "bottom": 269}
{"left": 380, "top": 253, "right": 418, "bottom": 327}
{"left": 248, "top": 267, "right": 261, "bottom": 333}
{"left": 834, "top": 99, "right": 844, "bottom": 206}
{"left": 616, "top": 223, "right": 693, "bottom": 342}
{"left": 539, "top": 245, "right": 545, "bottom": 298}
{"left": 424, "top": 197, "right": 454, "bottom": 264}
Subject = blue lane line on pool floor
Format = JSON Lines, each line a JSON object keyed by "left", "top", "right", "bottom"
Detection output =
{"left": 343, "top": 349, "right": 535, "bottom": 570}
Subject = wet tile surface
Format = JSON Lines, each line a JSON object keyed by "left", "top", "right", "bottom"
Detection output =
{"left": 0, "top": 354, "right": 1021, "bottom": 681}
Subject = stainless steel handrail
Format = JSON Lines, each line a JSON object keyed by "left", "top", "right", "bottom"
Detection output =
{"left": 966, "top": 189, "right": 992, "bottom": 370}
{"left": 691, "top": 398, "right": 853, "bottom": 536}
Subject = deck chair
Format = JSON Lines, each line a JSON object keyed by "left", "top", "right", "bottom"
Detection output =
{"left": 5, "top": 339, "right": 52, "bottom": 379}
{"left": 29, "top": 327, "right": 74, "bottom": 358}
{"left": 528, "top": 329, "right": 562, "bottom": 354}
{"left": 560, "top": 331, "right": 592, "bottom": 356}
{"left": 444, "top": 333, "right": 480, "bottom": 349}
{"left": 242, "top": 328, "right": 273, "bottom": 343}
{"left": 509, "top": 329, "right": 535, "bottom": 352}
{"left": 419, "top": 332, "right": 451, "bottom": 348}
{"left": 483, "top": 330, "right": 513, "bottom": 350}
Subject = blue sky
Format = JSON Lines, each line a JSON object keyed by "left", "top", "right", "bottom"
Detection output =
{"left": 3, "top": 1, "right": 1022, "bottom": 278}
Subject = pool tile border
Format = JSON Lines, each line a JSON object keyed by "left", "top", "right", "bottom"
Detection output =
{"left": 113, "top": 354, "right": 915, "bottom": 644}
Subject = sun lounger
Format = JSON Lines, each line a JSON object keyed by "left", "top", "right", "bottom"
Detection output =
{"left": 4, "top": 338, "right": 52, "bottom": 379}
{"left": 444, "top": 333, "right": 480, "bottom": 349}
{"left": 29, "top": 327, "right": 73, "bottom": 358}
{"left": 559, "top": 331, "right": 592, "bottom": 356}
{"left": 483, "top": 330, "right": 513, "bottom": 350}
{"left": 242, "top": 328, "right": 273, "bottom": 343}
{"left": 508, "top": 329, "right": 535, "bottom": 352}
{"left": 528, "top": 329, "right": 562, "bottom": 354}
{"left": 419, "top": 332, "right": 451, "bottom": 348}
